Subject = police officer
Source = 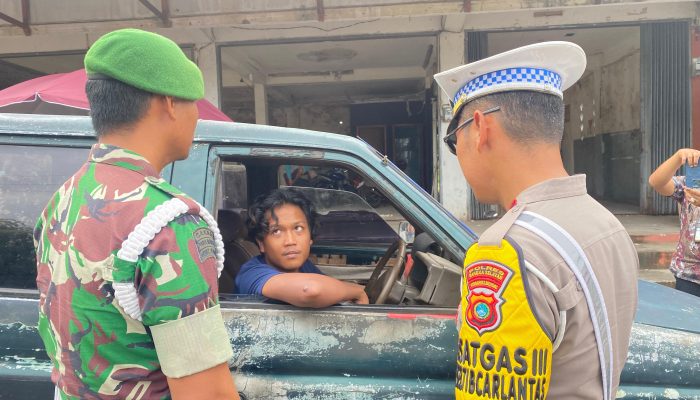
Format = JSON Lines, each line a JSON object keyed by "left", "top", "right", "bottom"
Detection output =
{"left": 34, "top": 29, "right": 239, "bottom": 399}
{"left": 434, "top": 42, "right": 638, "bottom": 399}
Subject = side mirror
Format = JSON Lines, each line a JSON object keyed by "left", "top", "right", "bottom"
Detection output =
{"left": 398, "top": 221, "right": 415, "bottom": 244}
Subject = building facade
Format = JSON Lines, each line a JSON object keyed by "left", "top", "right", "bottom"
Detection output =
{"left": 0, "top": 0, "right": 698, "bottom": 219}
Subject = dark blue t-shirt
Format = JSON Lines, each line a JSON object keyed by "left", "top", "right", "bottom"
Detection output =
{"left": 235, "top": 255, "right": 323, "bottom": 295}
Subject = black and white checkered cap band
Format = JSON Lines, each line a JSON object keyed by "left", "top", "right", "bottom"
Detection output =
{"left": 452, "top": 68, "right": 563, "bottom": 104}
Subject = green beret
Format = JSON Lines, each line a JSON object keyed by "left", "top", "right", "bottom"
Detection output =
{"left": 85, "top": 29, "right": 204, "bottom": 101}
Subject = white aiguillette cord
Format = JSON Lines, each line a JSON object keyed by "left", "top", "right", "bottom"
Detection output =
{"left": 114, "top": 198, "right": 225, "bottom": 321}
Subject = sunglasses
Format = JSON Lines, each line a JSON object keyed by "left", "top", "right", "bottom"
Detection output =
{"left": 443, "top": 106, "right": 501, "bottom": 155}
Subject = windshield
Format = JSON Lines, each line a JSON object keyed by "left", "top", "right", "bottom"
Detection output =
{"left": 286, "top": 186, "right": 376, "bottom": 215}
{"left": 285, "top": 186, "right": 400, "bottom": 245}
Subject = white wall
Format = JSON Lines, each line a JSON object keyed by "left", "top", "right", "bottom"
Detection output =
{"left": 561, "top": 32, "right": 641, "bottom": 199}
{"left": 436, "top": 30, "right": 470, "bottom": 221}
{"left": 270, "top": 104, "right": 351, "bottom": 135}
{"left": 600, "top": 49, "right": 641, "bottom": 134}
{"left": 563, "top": 30, "right": 640, "bottom": 143}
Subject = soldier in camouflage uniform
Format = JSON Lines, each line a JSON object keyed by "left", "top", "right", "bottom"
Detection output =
{"left": 33, "top": 29, "right": 239, "bottom": 399}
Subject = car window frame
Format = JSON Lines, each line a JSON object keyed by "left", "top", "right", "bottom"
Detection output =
{"left": 219, "top": 292, "right": 457, "bottom": 315}
{"left": 200, "top": 144, "right": 471, "bottom": 312}
{"left": 205, "top": 145, "right": 471, "bottom": 260}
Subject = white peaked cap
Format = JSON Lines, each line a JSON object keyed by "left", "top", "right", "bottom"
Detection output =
{"left": 434, "top": 41, "right": 587, "bottom": 114}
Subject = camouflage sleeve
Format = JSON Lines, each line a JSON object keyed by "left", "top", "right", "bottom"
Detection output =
{"left": 136, "top": 212, "right": 219, "bottom": 324}
{"left": 135, "top": 212, "right": 233, "bottom": 377}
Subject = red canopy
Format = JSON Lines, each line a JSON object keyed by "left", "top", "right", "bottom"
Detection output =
{"left": 0, "top": 69, "right": 232, "bottom": 121}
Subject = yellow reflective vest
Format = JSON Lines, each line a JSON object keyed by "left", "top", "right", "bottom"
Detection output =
{"left": 456, "top": 238, "right": 552, "bottom": 400}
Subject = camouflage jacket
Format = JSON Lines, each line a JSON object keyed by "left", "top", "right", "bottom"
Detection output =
{"left": 34, "top": 144, "right": 226, "bottom": 399}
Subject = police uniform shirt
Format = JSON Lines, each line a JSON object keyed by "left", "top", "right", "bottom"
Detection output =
{"left": 480, "top": 174, "right": 638, "bottom": 399}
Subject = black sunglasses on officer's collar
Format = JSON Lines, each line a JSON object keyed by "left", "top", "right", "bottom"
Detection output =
{"left": 443, "top": 106, "right": 501, "bottom": 155}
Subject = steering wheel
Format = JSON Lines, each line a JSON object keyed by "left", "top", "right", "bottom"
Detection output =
{"left": 364, "top": 238, "right": 408, "bottom": 304}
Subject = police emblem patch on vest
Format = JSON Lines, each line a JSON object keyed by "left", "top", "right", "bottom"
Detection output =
{"left": 464, "top": 261, "right": 513, "bottom": 335}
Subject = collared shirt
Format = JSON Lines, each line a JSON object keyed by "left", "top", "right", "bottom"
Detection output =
{"left": 669, "top": 176, "right": 700, "bottom": 283}
{"left": 236, "top": 254, "right": 323, "bottom": 296}
{"left": 481, "top": 174, "right": 638, "bottom": 399}
{"left": 34, "top": 144, "right": 227, "bottom": 399}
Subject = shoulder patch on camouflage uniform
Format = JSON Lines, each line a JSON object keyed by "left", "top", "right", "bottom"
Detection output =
{"left": 193, "top": 227, "right": 217, "bottom": 262}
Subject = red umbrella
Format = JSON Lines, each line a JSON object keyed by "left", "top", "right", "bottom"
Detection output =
{"left": 0, "top": 69, "right": 232, "bottom": 121}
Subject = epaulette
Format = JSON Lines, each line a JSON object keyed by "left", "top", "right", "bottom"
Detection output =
{"left": 143, "top": 175, "right": 186, "bottom": 198}
{"left": 478, "top": 203, "right": 525, "bottom": 247}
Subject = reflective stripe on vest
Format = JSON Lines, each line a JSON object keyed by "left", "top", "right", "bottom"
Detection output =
{"left": 514, "top": 211, "right": 613, "bottom": 400}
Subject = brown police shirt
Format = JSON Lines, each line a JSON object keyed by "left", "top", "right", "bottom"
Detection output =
{"left": 478, "top": 174, "right": 638, "bottom": 399}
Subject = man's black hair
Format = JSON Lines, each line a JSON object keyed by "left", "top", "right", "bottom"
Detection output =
{"left": 85, "top": 79, "right": 153, "bottom": 137}
{"left": 248, "top": 187, "right": 317, "bottom": 243}
{"left": 458, "top": 91, "right": 565, "bottom": 145}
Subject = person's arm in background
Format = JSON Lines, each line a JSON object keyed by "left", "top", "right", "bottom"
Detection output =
{"left": 649, "top": 149, "right": 700, "bottom": 196}
{"left": 262, "top": 273, "right": 369, "bottom": 307}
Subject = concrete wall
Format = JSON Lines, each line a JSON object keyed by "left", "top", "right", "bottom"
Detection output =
{"left": 220, "top": 85, "right": 351, "bottom": 133}
{"left": 563, "top": 34, "right": 641, "bottom": 202}
{"left": 0, "top": 0, "right": 694, "bottom": 37}
{"left": 565, "top": 69, "right": 600, "bottom": 142}
{"left": 567, "top": 71, "right": 604, "bottom": 195}
{"left": 564, "top": 31, "right": 641, "bottom": 142}
{"left": 599, "top": 48, "right": 642, "bottom": 204}
{"left": 600, "top": 49, "right": 641, "bottom": 134}
{"left": 437, "top": 30, "right": 469, "bottom": 221}
{"left": 270, "top": 104, "right": 351, "bottom": 135}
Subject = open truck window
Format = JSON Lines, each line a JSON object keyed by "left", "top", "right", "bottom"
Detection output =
{"left": 213, "top": 156, "right": 462, "bottom": 307}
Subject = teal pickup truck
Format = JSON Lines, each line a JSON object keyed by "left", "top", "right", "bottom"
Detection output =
{"left": 1, "top": 113, "right": 699, "bottom": 399}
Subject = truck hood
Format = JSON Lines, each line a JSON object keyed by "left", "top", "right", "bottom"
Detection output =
{"left": 635, "top": 279, "right": 700, "bottom": 334}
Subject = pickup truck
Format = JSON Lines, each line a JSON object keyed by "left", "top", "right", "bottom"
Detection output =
{"left": 1, "top": 113, "right": 699, "bottom": 399}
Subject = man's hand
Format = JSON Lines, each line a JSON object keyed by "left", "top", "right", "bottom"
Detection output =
{"left": 349, "top": 284, "right": 369, "bottom": 304}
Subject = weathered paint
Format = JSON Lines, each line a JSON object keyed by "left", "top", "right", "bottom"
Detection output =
{"left": 623, "top": 324, "right": 700, "bottom": 386}
{"left": 386, "top": 313, "right": 456, "bottom": 320}
{"left": 221, "top": 305, "right": 456, "bottom": 377}
{"left": 231, "top": 374, "right": 454, "bottom": 399}
{"left": 3, "top": 295, "right": 700, "bottom": 399}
